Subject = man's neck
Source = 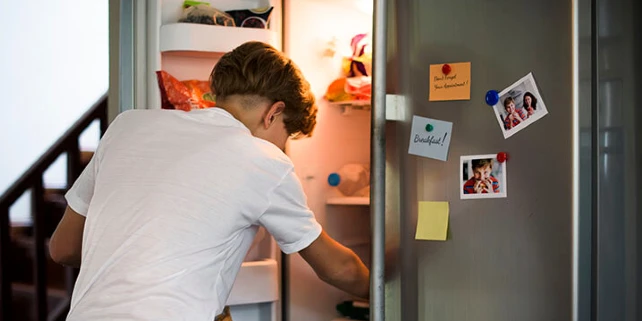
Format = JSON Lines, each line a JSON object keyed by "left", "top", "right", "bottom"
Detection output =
{"left": 217, "top": 95, "right": 269, "bottom": 135}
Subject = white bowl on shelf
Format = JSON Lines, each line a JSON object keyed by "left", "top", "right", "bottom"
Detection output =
{"left": 160, "top": 23, "right": 280, "bottom": 56}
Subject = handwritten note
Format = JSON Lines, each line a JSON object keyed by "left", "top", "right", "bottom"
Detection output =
{"left": 408, "top": 116, "right": 453, "bottom": 161}
{"left": 415, "top": 201, "right": 449, "bottom": 241}
{"left": 429, "top": 62, "right": 471, "bottom": 101}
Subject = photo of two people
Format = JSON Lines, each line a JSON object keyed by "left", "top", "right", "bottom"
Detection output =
{"left": 460, "top": 154, "right": 507, "bottom": 199}
{"left": 492, "top": 72, "right": 549, "bottom": 139}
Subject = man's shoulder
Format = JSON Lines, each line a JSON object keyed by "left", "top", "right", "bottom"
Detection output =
{"left": 247, "top": 139, "right": 294, "bottom": 170}
{"left": 108, "top": 109, "right": 163, "bottom": 128}
{"left": 115, "top": 109, "right": 170, "bottom": 121}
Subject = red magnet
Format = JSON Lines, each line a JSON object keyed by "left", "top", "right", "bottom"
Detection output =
{"left": 442, "top": 64, "right": 451, "bottom": 75}
{"left": 496, "top": 152, "right": 508, "bottom": 163}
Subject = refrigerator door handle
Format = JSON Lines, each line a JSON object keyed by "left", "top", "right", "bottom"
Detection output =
{"left": 371, "top": 0, "right": 388, "bottom": 320}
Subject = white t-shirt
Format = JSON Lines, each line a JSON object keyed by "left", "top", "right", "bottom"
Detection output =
{"left": 64, "top": 108, "right": 322, "bottom": 321}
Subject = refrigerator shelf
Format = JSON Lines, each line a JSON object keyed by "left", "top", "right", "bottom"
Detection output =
{"left": 227, "top": 258, "right": 279, "bottom": 306}
{"left": 328, "top": 100, "right": 371, "bottom": 115}
{"left": 326, "top": 95, "right": 406, "bottom": 120}
{"left": 328, "top": 100, "right": 371, "bottom": 107}
{"left": 159, "top": 23, "right": 280, "bottom": 56}
{"left": 326, "top": 196, "right": 370, "bottom": 206}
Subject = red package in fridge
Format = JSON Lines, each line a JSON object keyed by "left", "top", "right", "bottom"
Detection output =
{"left": 156, "top": 70, "right": 216, "bottom": 111}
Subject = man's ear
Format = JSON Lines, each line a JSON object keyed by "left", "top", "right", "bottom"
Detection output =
{"left": 264, "top": 101, "right": 285, "bottom": 128}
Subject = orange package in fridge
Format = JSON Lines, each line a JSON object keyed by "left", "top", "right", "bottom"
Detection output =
{"left": 156, "top": 70, "right": 216, "bottom": 111}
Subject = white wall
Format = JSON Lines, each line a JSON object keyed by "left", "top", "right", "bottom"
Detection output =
{"left": 0, "top": 0, "right": 109, "bottom": 224}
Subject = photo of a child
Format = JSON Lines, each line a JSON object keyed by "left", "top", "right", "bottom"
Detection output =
{"left": 502, "top": 97, "right": 527, "bottom": 130}
{"left": 492, "top": 73, "right": 549, "bottom": 139}
{"left": 460, "top": 154, "right": 507, "bottom": 199}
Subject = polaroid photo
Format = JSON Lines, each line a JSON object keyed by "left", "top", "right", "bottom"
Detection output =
{"left": 460, "top": 154, "right": 507, "bottom": 200}
{"left": 492, "top": 72, "right": 549, "bottom": 139}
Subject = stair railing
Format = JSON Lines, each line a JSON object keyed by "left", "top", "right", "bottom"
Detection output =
{"left": 0, "top": 94, "right": 108, "bottom": 321}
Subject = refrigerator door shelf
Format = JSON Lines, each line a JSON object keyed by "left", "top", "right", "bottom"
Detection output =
{"left": 160, "top": 23, "right": 280, "bottom": 57}
{"left": 227, "top": 259, "right": 279, "bottom": 306}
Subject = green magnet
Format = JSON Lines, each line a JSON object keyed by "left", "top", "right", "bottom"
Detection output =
{"left": 425, "top": 124, "right": 434, "bottom": 132}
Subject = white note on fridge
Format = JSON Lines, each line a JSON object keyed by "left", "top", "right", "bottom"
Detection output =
{"left": 408, "top": 115, "right": 453, "bottom": 161}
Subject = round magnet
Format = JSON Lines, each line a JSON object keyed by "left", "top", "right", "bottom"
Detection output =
{"left": 485, "top": 90, "right": 500, "bottom": 106}
{"left": 425, "top": 124, "right": 434, "bottom": 132}
{"left": 442, "top": 64, "right": 451, "bottom": 75}
{"left": 496, "top": 152, "right": 508, "bottom": 163}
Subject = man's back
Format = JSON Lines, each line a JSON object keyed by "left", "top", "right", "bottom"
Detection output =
{"left": 66, "top": 108, "right": 301, "bottom": 320}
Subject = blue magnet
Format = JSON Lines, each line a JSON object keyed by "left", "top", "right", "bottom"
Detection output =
{"left": 485, "top": 90, "right": 500, "bottom": 106}
{"left": 328, "top": 173, "right": 341, "bottom": 186}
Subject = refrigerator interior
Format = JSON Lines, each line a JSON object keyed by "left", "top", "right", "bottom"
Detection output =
{"left": 283, "top": 1, "right": 373, "bottom": 321}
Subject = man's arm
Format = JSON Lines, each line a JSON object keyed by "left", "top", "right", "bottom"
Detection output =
{"left": 299, "top": 230, "right": 370, "bottom": 300}
{"left": 49, "top": 116, "right": 117, "bottom": 268}
{"left": 258, "top": 170, "right": 370, "bottom": 299}
{"left": 49, "top": 206, "right": 86, "bottom": 268}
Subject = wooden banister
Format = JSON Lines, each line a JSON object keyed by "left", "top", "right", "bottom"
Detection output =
{"left": 31, "top": 178, "right": 46, "bottom": 321}
{"left": 0, "top": 207, "right": 10, "bottom": 321}
{"left": 0, "top": 94, "right": 108, "bottom": 321}
{"left": 0, "top": 95, "right": 108, "bottom": 207}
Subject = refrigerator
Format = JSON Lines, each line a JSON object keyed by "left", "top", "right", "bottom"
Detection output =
{"left": 110, "top": 0, "right": 641, "bottom": 320}
{"left": 380, "top": 1, "right": 641, "bottom": 321}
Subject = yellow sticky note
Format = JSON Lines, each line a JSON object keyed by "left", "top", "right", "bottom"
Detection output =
{"left": 429, "top": 62, "right": 471, "bottom": 101}
{"left": 415, "top": 201, "right": 449, "bottom": 241}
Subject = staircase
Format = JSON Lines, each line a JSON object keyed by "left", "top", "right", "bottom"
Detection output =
{"left": 0, "top": 96, "right": 108, "bottom": 321}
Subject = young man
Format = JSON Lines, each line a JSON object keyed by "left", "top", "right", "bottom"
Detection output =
{"left": 49, "top": 41, "right": 370, "bottom": 321}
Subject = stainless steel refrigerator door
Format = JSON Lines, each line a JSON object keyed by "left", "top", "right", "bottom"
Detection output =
{"left": 387, "top": 1, "right": 575, "bottom": 320}
{"left": 383, "top": 1, "right": 421, "bottom": 321}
